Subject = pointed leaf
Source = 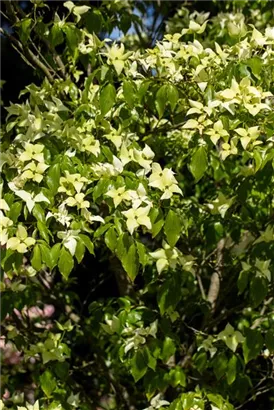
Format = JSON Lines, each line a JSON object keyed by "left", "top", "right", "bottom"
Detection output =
{"left": 100, "top": 84, "right": 116, "bottom": 116}
{"left": 189, "top": 146, "right": 208, "bottom": 182}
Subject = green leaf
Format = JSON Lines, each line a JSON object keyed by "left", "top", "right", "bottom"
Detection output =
{"left": 161, "top": 337, "right": 176, "bottom": 363}
{"left": 189, "top": 146, "right": 208, "bottom": 182}
{"left": 31, "top": 245, "right": 42, "bottom": 271}
{"left": 166, "top": 84, "right": 179, "bottom": 112}
{"left": 58, "top": 247, "right": 74, "bottom": 280}
{"left": 227, "top": 355, "right": 237, "bottom": 385}
{"left": 143, "top": 346, "right": 157, "bottom": 371}
{"left": 39, "top": 243, "right": 53, "bottom": 269}
{"left": 164, "top": 210, "right": 181, "bottom": 247}
{"left": 157, "top": 272, "right": 181, "bottom": 315}
{"left": 37, "top": 221, "right": 50, "bottom": 243}
{"left": 50, "top": 243, "right": 61, "bottom": 269}
{"left": 54, "top": 362, "right": 70, "bottom": 381}
{"left": 75, "top": 240, "right": 85, "bottom": 264}
{"left": 19, "top": 18, "right": 32, "bottom": 44}
{"left": 246, "top": 57, "right": 263, "bottom": 78}
{"left": 63, "top": 26, "right": 81, "bottom": 58}
{"left": 46, "top": 163, "right": 61, "bottom": 194}
{"left": 100, "top": 84, "right": 116, "bottom": 116}
{"left": 8, "top": 202, "right": 22, "bottom": 223}
{"left": 243, "top": 328, "right": 263, "bottom": 364}
{"left": 250, "top": 276, "right": 268, "bottom": 307}
{"left": 50, "top": 24, "right": 64, "bottom": 47}
{"left": 94, "top": 223, "right": 112, "bottom": 238}
{"left": 237, "top": 270, "right": 250, "bottom": 294}
{"left": 123, "top": 81, "right": 136, "bottom": 108}
{"left": 40, "top": 370, "right": 56, "bottom": 397}
{"left": 212, "top": 352, "right": 227, "bottom": 380}
{"left": 155, "top": 85, "right": 167, "bottom": 118}
{"left": 169, "top": 367, "right": 186, "bottom": 387}
{"left": 136, "top": 241, "right": 147, "bottom": 267}
{"left": 78, "top": 234, "right": 94, "bottom": 255}
{"left": 85, "top": 9, "right": 102, "bottom": 34}
{"left": 32, "top": 204, "right": 45, "bottom": 222}
{"left": 116, "top": 234, "right": 139, "bottom": 281}
{"left": 131, "top": 350, "right": 147, "bottom": 382}
{"left": 150, "top": 208, "right": 164, "bottom": 238}
{"left": 93, "top": 178, "right": 110, "bottom": 201}
{"left": 105, "top": 227, "right": 117, "bottom": 253}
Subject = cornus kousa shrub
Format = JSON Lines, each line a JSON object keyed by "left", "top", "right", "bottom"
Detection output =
{"left": 1, "top": 1, "right": 274, "bottom": 409}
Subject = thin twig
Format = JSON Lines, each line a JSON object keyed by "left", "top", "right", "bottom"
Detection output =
{"left": 235, "top": 386, "right": 274, "bottom": 410}
{"left": 0, "top": 27, "right": 54, "bottom": 82}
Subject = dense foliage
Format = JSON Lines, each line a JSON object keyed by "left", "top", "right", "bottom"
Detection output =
{"left": 1, "top": 1, "right": 274, "bottom": 409}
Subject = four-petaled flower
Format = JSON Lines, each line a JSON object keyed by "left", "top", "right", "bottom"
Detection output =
{"left": 58, "top": 172, "right": 88, "bottom": 196}
{"left": 19, "top": 143, "right": 44, "bottom": 163}
{"left": 106, "top": 186, "right": 131, "bottom": 208}
{"left": 80, "top": 137, "right": 100, "bottom": 157}
{"left": 205, "top": 120, "right": 229, "bottom": 145}
{"left": 7, "top": 225, "right": 35, "bottom": 253}
{"left": 128, "top": 183, "right": 152, "bottom": 209}
{"left": 150, "top": 241, "right": 179, "bottom": 274}
{"left": 122, "top": 206, "right": 151, "bottom": 234}
{"left": 0, "top": 211, "right": 13, "bottom": 246}
{"left": 21, "top": 161, "right": 49, "bottom": 183}
{"left": 65, "top": 193, "right": 90, "bottom": 209}
{"left": 104, "top": 43, "right": 132, "bottom": 75}
{"left": 149, "top": 163, "right": 182, "bottom": 200}
{"left": 218, "top": 323, "right": 245, "bottom": 352}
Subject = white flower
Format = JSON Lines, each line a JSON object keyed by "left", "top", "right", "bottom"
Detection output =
{"left": 133, "top": 144, "right": 155, "bottom": 170}
{"left": 0, "top": 211, "right": 13, "bottom": 245}
{"left": 0, "top": 198, "right": 10, "bottom": 211}
{"left": 57, "top": 230, "right": 80, "bottom": 256}
{"left": 8, "top": 183, "right": 50, "bottom": 212}
{"left": 58, "top": 172, "right": 88, "bottom": 195}
{"left": 80, "top": 137, "right": 100, "bottom": 156}
{"left": 17, "top": 400, "right": 40, "bottom": 410}
{"left": 92, "top": 156, "right": 123, "bottom": 178}
{"left": 65, "top": 193, "right": 90, "bottom": 209}
{"left": 122, "top": 205, "right": 152, "bottom": 234}
{"left": 148, "top": 163, "right": 182, "bottom": 200}
{"left": 105, "top": 186, "right": 132, "bottom": 208}
{"left": 46, "top": 205, "right": 72, "bottom": 227}
{"left": 19, "top": 143, "right": 44, "bottom": 163}
{"left": 265, "top": 27, "right": 274, "bottom": 40}
{"left": 103, "top": 43, "right": 131, "bottom": 75}
{"left": 128, "top": 183, "right": 152, "bottom": 209}
{"left": 7, "top": 225, "right": 35, "bottom": 253}
{"left": 150, "top": 241, "right": 179, "bottom": 274}
{"left": 218, "top": 323, "right": 244, "bottom": 352}
{"left": 205, "top": 120, "right": 229, "bottom": 145}
{"left": 20, "top": 161, "right": 49, "bottom": 183}
{"left": 143, "top": 394, "right": 169, "bottom": 410}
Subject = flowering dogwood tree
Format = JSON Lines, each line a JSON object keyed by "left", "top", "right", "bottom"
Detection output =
{"left": 1, "top": 1, "right": 274, "bottom": 409}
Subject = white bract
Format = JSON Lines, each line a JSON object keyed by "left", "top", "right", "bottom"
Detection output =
{"left": 7, "top": 225, "right": 35, "bottom": 253}
{"left": 150, "top": 241, "right": 180, "bottom": 274}
{"left": 148, "top": 163, "right": 182, "bottom": 200}
{"left": 122, "top": 205, "right": 152, "bottom": 234}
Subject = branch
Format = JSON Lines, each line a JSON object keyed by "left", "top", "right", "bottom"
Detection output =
{"left": 4, "top": 0, "right": 68, "bottom": 80}
{"left": 0, "top": 27, "right": 54, "bottom": 82}
{"left": 251, "top": 297, "right": 274, "bottom": 329}
{"left": 235, "top": 386, "right": 274, "bottom": 410}
{"left": 207, "top": 238, "right": 225, "bottom": 311}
